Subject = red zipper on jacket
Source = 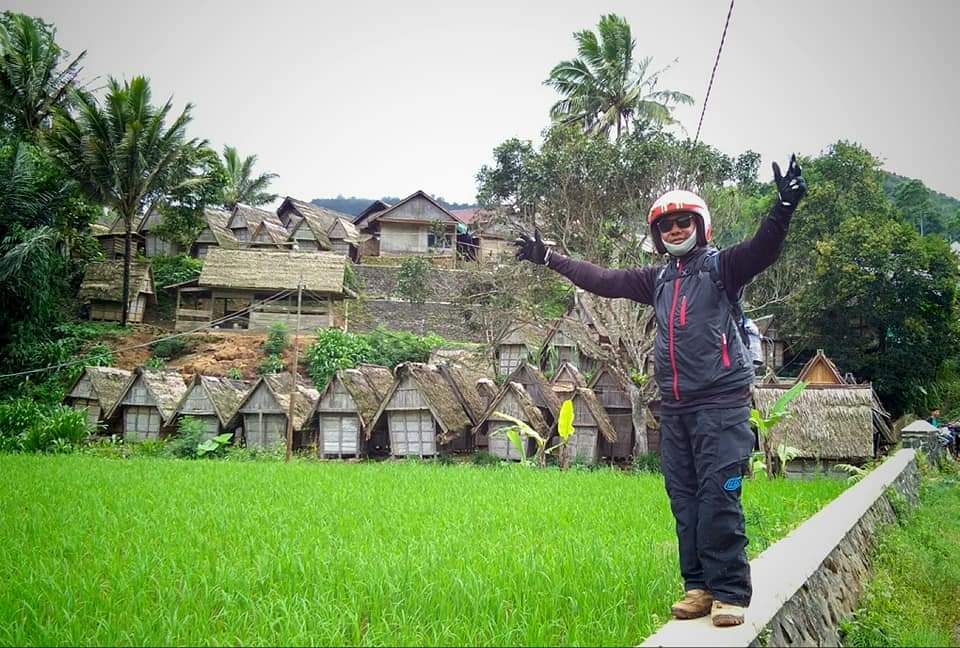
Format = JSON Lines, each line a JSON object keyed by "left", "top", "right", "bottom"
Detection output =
{"left": 668, "top": 259, "right": 682, "bottom": 400}
{"left": 721, "top": 333, "right": 731, "bottom": 368}
{"left": 679, "top": 295, "right": 687, "bottom": 327}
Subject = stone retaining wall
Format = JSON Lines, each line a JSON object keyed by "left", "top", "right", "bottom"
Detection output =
{"left": 354, "top": 265, "right": 476, "bottom": 301}
{"left": 348, "top": 299, "right": 483, "bottom": 342}
{"left": 641, "top": 449, "right": 920, "bottom": 647}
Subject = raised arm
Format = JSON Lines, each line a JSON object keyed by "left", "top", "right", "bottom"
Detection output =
{"left": 719, "top": 154, "right": 808, "bottom": 294}
{"left": 513, "top": 230, "right": 656, "bottom": 304}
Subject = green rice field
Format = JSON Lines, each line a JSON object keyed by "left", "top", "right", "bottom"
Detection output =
{"left": 0, "top": 454, "right": 847, "bottom": 646}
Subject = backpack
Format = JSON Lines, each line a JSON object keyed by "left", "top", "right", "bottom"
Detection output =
{"left": 702, "top": 251, "right": 763, "bottom": 365}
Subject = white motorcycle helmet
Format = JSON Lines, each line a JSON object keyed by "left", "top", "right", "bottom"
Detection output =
{"left": 647, "top": 190, "right": 712, "bottom": 254}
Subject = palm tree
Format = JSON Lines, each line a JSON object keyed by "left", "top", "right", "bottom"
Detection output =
{"left": 46, "top": 76, "right": 198, "bottom": 325}
{"left": 0, "top": 12, "right": 85, "bottom": 135}
{"left": 220, "top": 145, "right": 278, "bottom": 209}
{"left": 545, "top": 14, "right": 693, "bottom": 139}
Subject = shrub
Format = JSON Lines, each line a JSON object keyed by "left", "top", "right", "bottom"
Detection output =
{"left": 226, "top": 367, "right": 243, "bottom": 380}
{"left": 0, "top": 399, "right": 43, "bottom": 451}
{"left": 145, "top": 356, "right": 166, "bottom": 369}
{"left": 632, "top": 451, "right": 661, "bottom": 474}
{"left": 150, "top": 255, "right": 203, "bottom": 318}
{"left": 396, "top": 257, "right": 431, "bottom": 304}
{"left": 256, "top": 354, "right": 286, "bottom": 375}
{"left": 364, "top": 326, "right": 445, "bottom": 368}
{"left": 0, "top": 401, "right": 91, "bottom": 453}
{"left": 262, "top": 321, "right": 289, "bottom": 356}
{"left": 305, "top": 328, "right": 374, "bottom": 389}
{"left": 149, "top": 337, "right": 192, "bottom": 360}
{"left": 167, "top": 416, "right": 205, "bottom": 459}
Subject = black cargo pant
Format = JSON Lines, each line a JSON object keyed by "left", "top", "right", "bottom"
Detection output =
{"left": 660, "top": 405, "right": 755, "bottom": 606}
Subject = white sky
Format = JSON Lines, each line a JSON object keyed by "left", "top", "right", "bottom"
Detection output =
{"left": 10, "top": 0, "right": 960, "bottom": 204}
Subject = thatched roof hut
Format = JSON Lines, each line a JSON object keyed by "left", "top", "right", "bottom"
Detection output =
{"left": 438, "top": 363, "right": 488, "bottom": 426}
{"left": 310, "top": 364, "right": 393, "bottom": 457}
{"left": 248, "top": 219, "right": 292, "bottom": 248}
{"left": 551, "top": 387, "right": 618, "bottom": 465}
{"left": 109, "top": 368, "right": 188, "bottom": 440}
{"left": 588, "top": 365, "right": 634, "bottom": 459}
{"left": 538, "top": 316, "right": 613, "bottom": 373}
{"left": 235, "top": 372, "right": 320, "bottom": 449}
{"left": 551, "top": 361, "right": 587, "bottom": 389}
{"left": 495, "top": 321, "right": 549, "bottom": 374}
{"left": 474, "top": 381, "right": 550, "bottom": 460}
{"left": 753, "top": 384, "right": 875, "bottom": 468}
{"left": 175, "top": 375, "right": 251, "bottom": 439}
{"left": 198, "top": 248, "right": 346, "bottom": 294}
{"left": 503, "top": 362, "right": 562, "bottom": 419}
{"left": 368, "top": 362, "right": 478, "bottom": 456}
{"left": 64, "top": 366, "right": 132, "bottom": 432}
{"left": 78, "top": 260, "right": 155, "bottom": 323}
{"left": 192, "top": 208, "right": 240, "bottom": 256}
{"left": 226, "top": 203, "right": 283, "bottom": 241}
{"left": 429, "top": 347, "right": 494, "bottom": 378}
{"left": 796, "top": 349, "right": 845, "bottom": 385}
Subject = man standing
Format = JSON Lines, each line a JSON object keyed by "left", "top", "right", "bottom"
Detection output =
{"left": 514, "top": 155, "right": 807, "bottom": 627}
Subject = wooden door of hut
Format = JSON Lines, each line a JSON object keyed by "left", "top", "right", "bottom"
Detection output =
{"left": 388, "top": 410, "right": 436, "bottom": 457}
{"left": 240, "top": 382, "right": 286, "bottom": 449}
{"left": 124, "top": 406, "right": 162, "bottom": 441}
{"left": 316, "top": 377, "right": 362, "bottom": 457}
{"left": 177, "top": 384, "right": 221, "bottom": 441}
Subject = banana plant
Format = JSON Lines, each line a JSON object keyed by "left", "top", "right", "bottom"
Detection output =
{"left": 750, "top": 380, "right": 807, "bottom": 478}
{"left": 491, "top": 399, "right": 576, "bottom": 468}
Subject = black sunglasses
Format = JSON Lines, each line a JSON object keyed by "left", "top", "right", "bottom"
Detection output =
{"left": 656, "top": 215, "right": 694, "bottom": 233}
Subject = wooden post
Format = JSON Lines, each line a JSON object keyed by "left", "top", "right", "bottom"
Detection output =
{"left": 285, "top": 279, "right": 303, "bottom": 463}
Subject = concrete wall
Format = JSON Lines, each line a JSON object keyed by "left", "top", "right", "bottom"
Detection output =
{"left": 641, "top": 449, "right": 920, "bottom": 647}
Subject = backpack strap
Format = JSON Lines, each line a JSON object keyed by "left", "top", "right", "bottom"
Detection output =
{"left": 703, "top": 251, "right": 750, "bottom": 345}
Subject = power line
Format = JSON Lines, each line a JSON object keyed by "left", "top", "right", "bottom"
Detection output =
{"left": 0, "top": 289, "right": 294, "bottom": 380}
{"left": 693, "top": 0, "right": 736, "bottom": 144}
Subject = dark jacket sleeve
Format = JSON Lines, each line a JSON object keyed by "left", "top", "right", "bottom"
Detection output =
{"left": 718, "top": 204, "right": 794, "bottom": 296}
{"left": 547, "top": 253, "right": 656, "bottom": 305}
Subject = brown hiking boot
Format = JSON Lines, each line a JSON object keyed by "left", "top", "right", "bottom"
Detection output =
{"left": 670, "top": 589, "right": 713, "bottom": 619}
{"left": 711, "top": 600, "right": 746, "bottom": 627}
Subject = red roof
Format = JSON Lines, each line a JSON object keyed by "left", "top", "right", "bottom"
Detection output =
{"left": 450, "top": 208, "right": 481, "bottom": 224}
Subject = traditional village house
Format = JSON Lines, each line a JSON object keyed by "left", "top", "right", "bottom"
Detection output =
{"left": 352, "top": 190, "right": 461, "bottom": 259}
{"left": 173, "top": 375, "right": 251, "bottom": 441}
{"left": 310, "top": 364, "right": 393, "bottom": 458}
{"left": 899, "top": 419, "right": 941, "bottom": 454}
{"left": 550, "top": 361, "right": 587, "bottom": 389}
{"left": 171, "top": 249, "right": 347, "bottom": 331}
{"left": 495, "top": 322, "right": 549, "bottom": 376}
{"left": 276, "top": 197, "right": 336, "bottom": 247}
{"left": 588, "top": 365, "right": 634, "bottom": 460}
{"left": 551, "top": 387, "right": 618, "bottom": 465}
{"left": 351, "top": 199, "right": 392, "bottom": 258}
{"left": 537, "top": 316, "right": 612, "bottom": 376}
{"left": 235, "top": 373, "right": 320, "bottom": 449}
{"left": 247, "top": 219, "right": 293, "bottom": 249}
{"left": 190, "top": 208, "right": 240, "bottom": 258}
{"left": 753, "top": 350, "right": 893, "bottom": 478}
{"left": 79, "top": 260, "right": 155, "bottom": 323}
{"left": 503, "top": 363, "right": 562, "bottom": 421}
{"left": 137, "top": 208, "right": 180, "bottom": 257}
{"left": 92, "top": 212, "right": 145, "bottom": 259}
{"left": 63, "top": 366, "right": 132, "bottom": 434}
{"left": 108, "top": 368, "right": 187, "bottom": 441}
{"left": 225, "top": 203, "right": 284, "bottom": 243}
{"left": 474, "top": 382, "right": 550, "bottom": 461}
{"left": 367, "top": 363, "right": 480, "bottom": 457}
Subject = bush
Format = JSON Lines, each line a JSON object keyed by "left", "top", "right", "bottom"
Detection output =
{"left": 471, "top": 451, "right": 503, "bottom": 466}
{"left": 262, "top": 321, "right": 289, "bottom": 356}
{"left": 364, "top": 326, "right": 446, "bottom": 368}
{"left": 226, "top": 367, "right": 243, "bottom": 380}
{"left": 396, "top": 257, "right": 431, "bottom": 304}
{"left": 149, "top": 337, "right": 192, "bottom": 360}
{"left": 150, "top": 255, "right": 203, "bottom": 319}
{"left": 0, "top": 400, "right": 92, "bottom": 453}
{"left": 166, "top": 416, "right": 204, "bottom": 459}
{"left": 632, "top": 451, "right": 662, "bottom": 474}
{"left": 256, "top": 354, "right": 286, "bottom": 375}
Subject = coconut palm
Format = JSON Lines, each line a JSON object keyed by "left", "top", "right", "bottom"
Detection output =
{"left": 545, "top": 14, "right": 693, "bottom": 139}
{"left": 46, "top": 76, "right": 198, "bottom": 325}
{"left": 219, "top": 145, "right": 278, "bottom": 210}
{"left": 0, "top": 12, "right": 85, "bottom": 135}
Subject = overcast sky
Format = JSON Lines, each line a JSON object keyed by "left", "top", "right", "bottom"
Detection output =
{"left": 10, "top": 0, "right": 960, "bottom": 204}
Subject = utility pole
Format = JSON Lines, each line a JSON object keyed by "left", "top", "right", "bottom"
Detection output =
{"left": 285, "top": 277, "right": 303, "bottom": 463}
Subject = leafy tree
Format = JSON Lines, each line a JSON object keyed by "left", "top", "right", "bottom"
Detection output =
{"left": 151, "top": 144, "right": 229, "bottom": 249}
{"left": 46, "top": 76, "right": 199, "bottom": 325}
{"left": 0, "top": 12, "right": 85, "bottom": 137}
{"left": 892, "top": 178, "right": 941, "bottom": 236}
{"left": 219, "top": 145, "right": 278, "bottom": 210}
{"left": 397, "top": 256, "right": 431, "bottom": 304}
{"left": 545, "top": 14, "right": 692, "bottom": 139}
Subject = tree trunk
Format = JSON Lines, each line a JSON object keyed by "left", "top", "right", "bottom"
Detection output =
{"left": 122, "top": 215, "right": 132, "bottom": 326}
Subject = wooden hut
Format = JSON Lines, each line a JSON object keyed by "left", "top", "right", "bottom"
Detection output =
{"left": 310, "top": 364, "right": 393, "bottom": 458}
{"left": 172, "top": 248, "right": 346, "bottom": 331}
{"left": 190, "top": 208, "right": 239, "bottom": 259}
{"left": 752, "top": 350, "right": 891, "bottom": 477}
{"left": 352, "top": 190, "right": 460, "bottom": 258}
{"left": 79, "top": 260, "right": 156, "bottom": 323}
{"left": 93, "top": 213, "right": 145, "bottom": 259}
{"left": 474, "top": 382, "right": 550, "bottom": 461}
{"left": 502, "top": 362, "right": 562, "bottom": 421}
{"left": 551, "top": 361, "right": 587, "bottom": 389}
{"left": 754, "top": 314, "right": 786, "bottom": 372}
{"left": 588, "top": 365, "right": 634, "bottom": 460}
{"left": 234, "top": 373, "right": 320, "bottom": 449}
{"left": 368, "top": 363, "right": 478, "bottom": 457}
{"left": 537, "top": 316, "right": 612, "bottom": 375}
{"left": 108, "top": 368, "right": 187, "bottom": 441}
{"left": 248, "top": 219, "right": 293, "bottom": 249}
{"left": 225, "top": 203, "right": 284, "bottom": 243}
{"left": 174, "top": 375, "right": 251, "bottom": 441}
{"left": 138, "top": 208, "right": 180, "bottom": 257}
{"left": 495, "top": 322, "right": 549, "bottom": 375}
{"left": 63, "top": 366, "right": 132, "bottom": 434}
{"left": 551, "top": 387, "right": 618, "bottom": 465}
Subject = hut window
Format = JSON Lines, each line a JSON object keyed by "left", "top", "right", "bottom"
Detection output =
{"left": 319, "top": 414, "right": 360, "bottom": 456}
{"left": 498, "top": 345, "right": 524, "bottom": 374}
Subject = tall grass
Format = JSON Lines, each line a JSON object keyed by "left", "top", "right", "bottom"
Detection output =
{"left": 0, "top": 455, "right": 846, "bottom": 646}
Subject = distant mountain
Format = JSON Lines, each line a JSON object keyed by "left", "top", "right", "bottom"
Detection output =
{"left": 882, "top": 172, "right": 960, "bottom": 216}
{"left": 311, "top": 194, "right": 478, "bottom": 216}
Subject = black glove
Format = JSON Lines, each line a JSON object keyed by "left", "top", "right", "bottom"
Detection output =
{"left": 513, "top": 229, "right": 549, "bottom": 265}
{"left": 772, "top": 154, "right": 807, "bottom": 211}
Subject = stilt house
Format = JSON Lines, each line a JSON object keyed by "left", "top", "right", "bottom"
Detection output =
{"left": 79, "top": 260, "right": 156, "bottom": 323}
{"left": 108, "top": 368, "right": 188, "bottom": 441}
{"left": 368, "top": 363, "right": 480, "bottom": 457}
{"left": 235, "top": 373, "right": 320, "bottom": 449}
{"left": 588, "top": 365, "right": 634, "bottom": 459}
{"left": 174, "top": 375, "right": 251, "bottom": 441}
{"left": 310, "top": 364, "right": 393, "bottom": 458}
{"left": 63, "top": 366, "right": 132, "bottom": 434}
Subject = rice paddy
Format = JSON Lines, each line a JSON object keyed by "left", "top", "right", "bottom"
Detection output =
{"left": 0, "top": 454, "right": 847, "bottom": 646}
